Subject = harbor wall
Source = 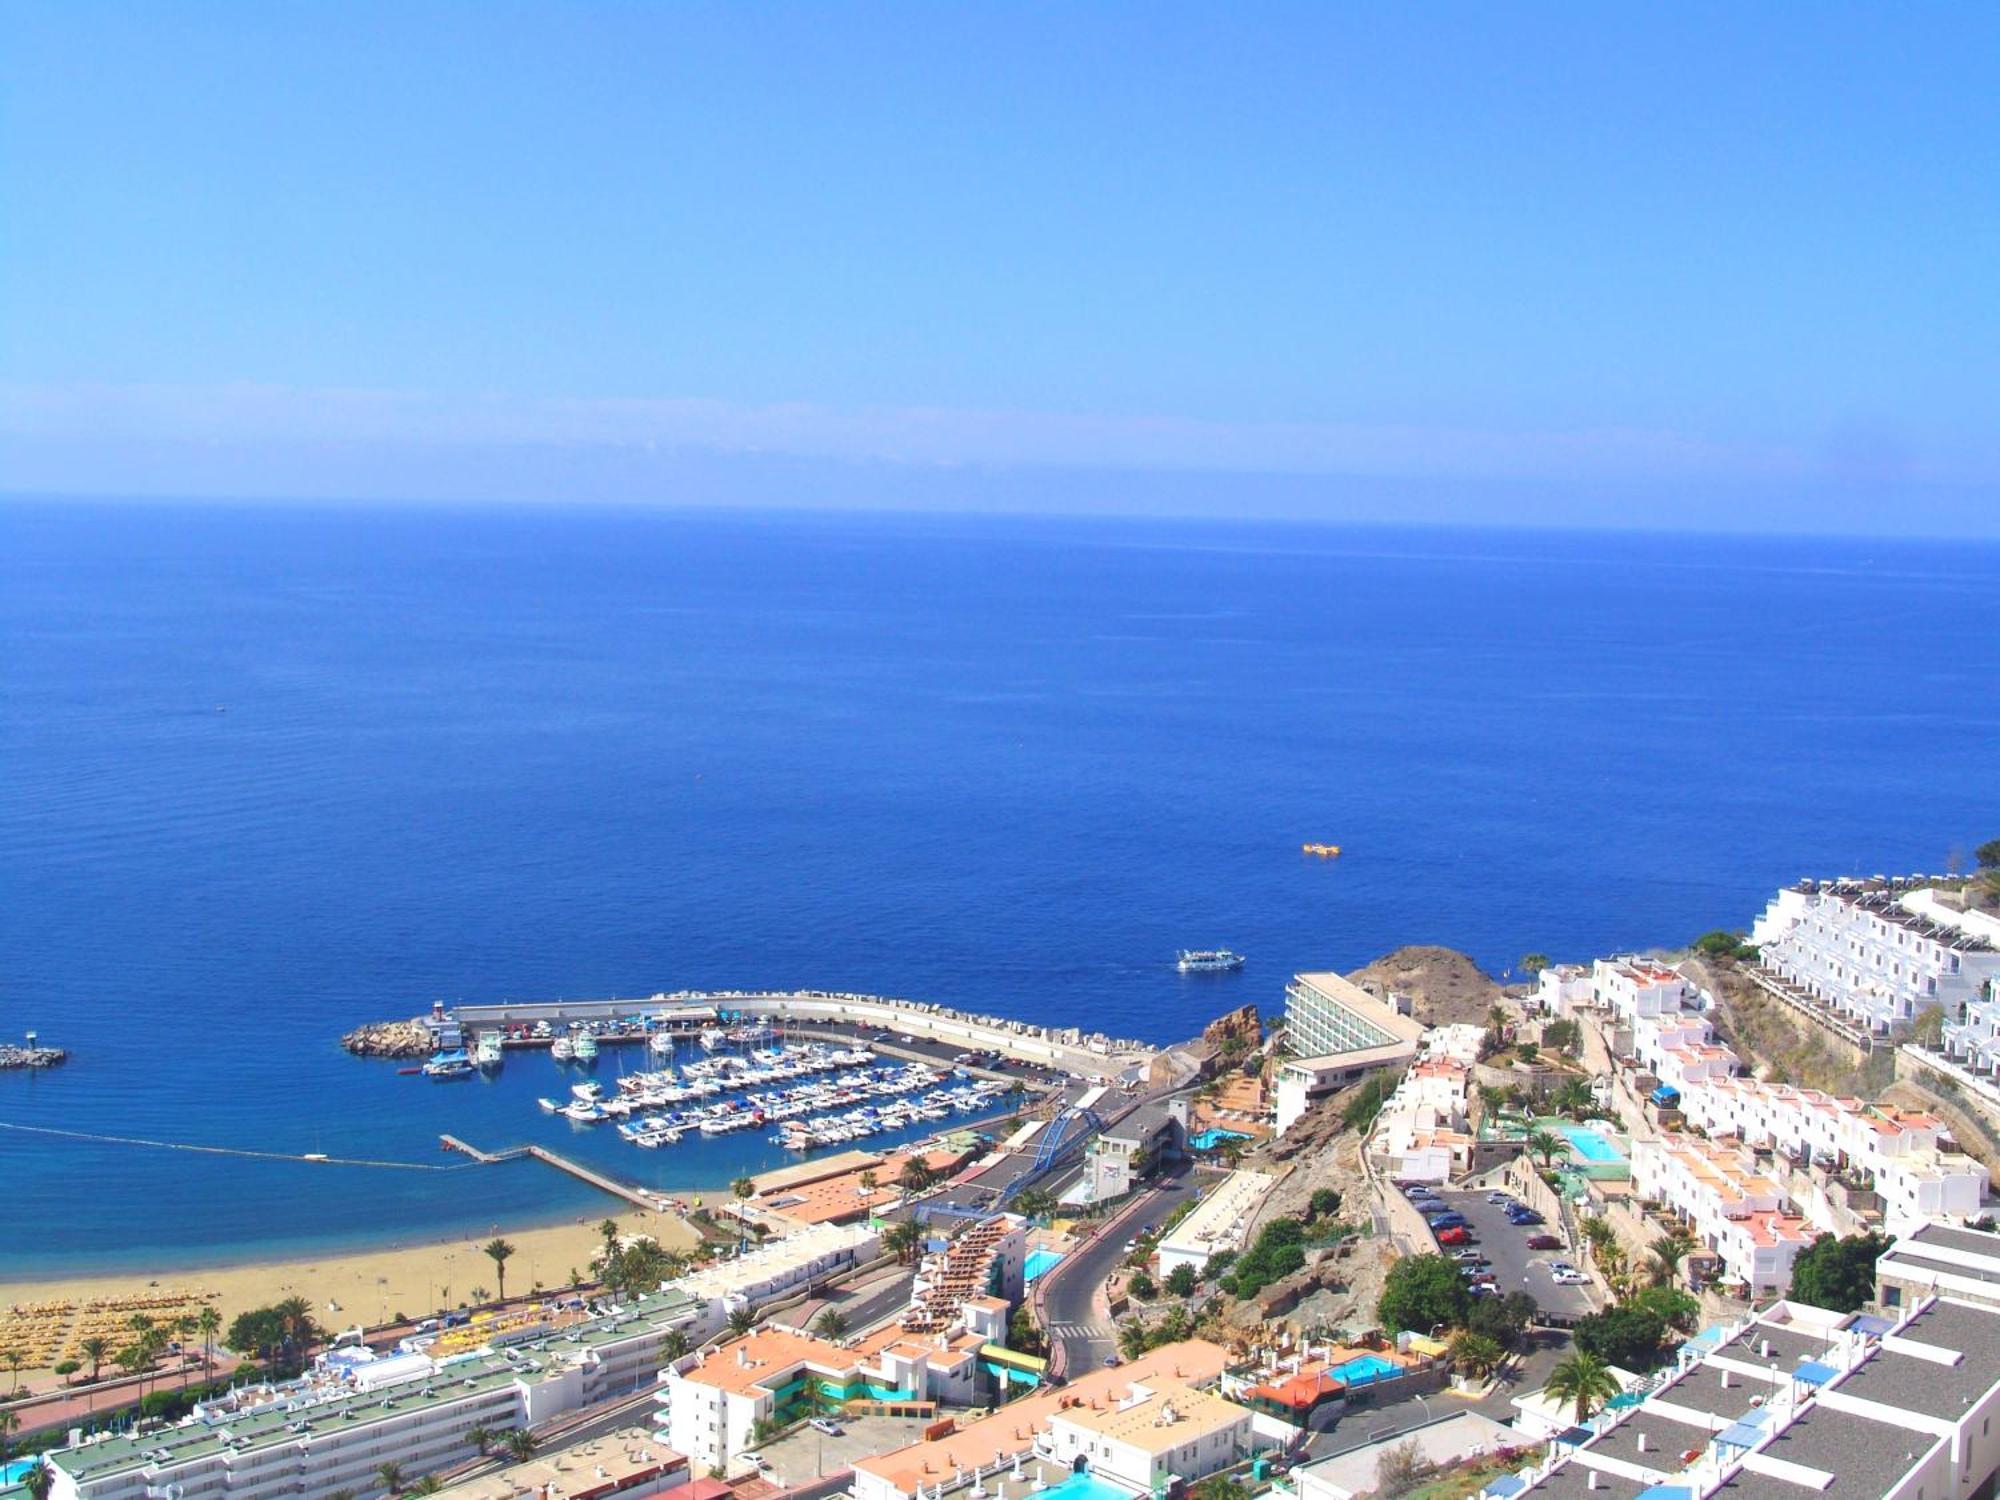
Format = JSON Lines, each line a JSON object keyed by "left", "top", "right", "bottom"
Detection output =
{"left": 451, "top": 991, "right": 1152, "bottom": 1078}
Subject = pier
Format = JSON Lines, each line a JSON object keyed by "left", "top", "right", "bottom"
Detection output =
{"left": 439, "top": 1133, "right": 674, "bottom": 1211}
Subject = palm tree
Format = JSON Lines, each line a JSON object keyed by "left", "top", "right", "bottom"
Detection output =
{"left": 410, "top": 1478, "right": 443, "bottom": 1496}
{"left": 375, "top": 1461, "right": 406, "bottom": 1497}
{"left": 859, "top": 1170, "right": 879, "bottom": 1192}
{"left": 1447, "top": 1330, "right": 1504, "bottom": 1380}
{"left": 1118, "top": 1320, "right": 1153, "bottom": 1360}
{"left": 468, "top": 1424, "right": 495, "bottom": 1457}
{"left": 81, "top": 1335, "right": 109, "bottom": 1387}
{"left": 1520, "top": 954, "right": 1550, "bottom": 977}
{"left": 1014, "top": 1188, "right": 1058, "bottom": 1221}
{"left": 1544, "top": 1350, "right": 1620, "bottom": 1423}
{"left": 503, "top": 1429, "right": 539, "bottom": 1463}
{"left": 0, "top": 1409, "right": 18, "bottom": 1465}
{"left": 197, "top": 1306, "right": 222, "bottom": 1372}
{"left": 726, "top": 1306, "right": 758, "bottom": 1337}
{"left": 483, "top": 1238, "right": 518, "bottom": 1303}
{"left": 898, "top": 1158, "right": 939, "bottom": 1196}
{"left": 1526, "top": 1129, "right": 1565, "bottom": 1168}
{"left": 814, "top": 1310, "right": 850, "bottom": 1341}
{"left": 1649, "top": 1232, "right": 1695, "bottom": 1286}
{"left": 275, "top": 1295, "right": 318, "bottom": 1367}
{"left": 659, "top": 1328, "right": 691, "bottom": 1362}
{"left": 23, "top": 1463, "right": 51, "bottom": 1500}
{"left": 1486, "top": 1004, "right": 1511, "bottom": 1034}
{"left": 731, "top": 1177, "right": 755, "bottom": 1201}
{"left": 883, "top": 1218, "right": 926, "bottom": 1265}
{"left": 1554, "top": 1079, "right": 1593, "bottom": 1120}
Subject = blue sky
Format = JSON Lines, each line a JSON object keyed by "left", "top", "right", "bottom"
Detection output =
{"left": 4, "top": 3, "right": 1997, "bottom": 532}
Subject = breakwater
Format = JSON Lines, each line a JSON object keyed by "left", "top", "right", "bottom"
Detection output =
{"left": 0, "top": 1042, "right": 65, "bottom": 1070}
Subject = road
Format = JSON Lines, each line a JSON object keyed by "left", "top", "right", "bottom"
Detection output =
{"left": 1422, "top": 1188, "right": 1597, "bottom": 1322}
{"left": 1039, "top": 1168, "right": 1201, "bottom": 1375}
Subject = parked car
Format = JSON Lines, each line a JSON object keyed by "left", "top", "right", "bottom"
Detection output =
{"left": 1485, "top": 1192, "right": 1514, "bottom": 1205}
{"left": 809, "top": 1418, "right": 845, "bottom": 1437}
{"left": 1508, "top": 1208, "right": 1545, "bottom": 1226}
{"left": 1425, "top": 1212, "right": 1468, "bottom": 1230}
{"left": 1451, "top": 1247, "right": 1484, "bottom": 1262}
{"left": 1526, "top": 1233, "right": 1565, "bottom": 1250}
{"left": 1469, "top": 1282, "right": 1499, "bottom": 1298}
{"left": 1436, "top": 1226, "right": 1471, "bottom": 1246}
{"left": 1553, "top": 1270, "right": 1591, "bottom": 1286}
{"left": 1548, "top": 1260, "right": 1579, "bottom": 1275}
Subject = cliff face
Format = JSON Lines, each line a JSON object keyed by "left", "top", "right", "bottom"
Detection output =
{"left": 341, "top": 1019, "right": 434, "bottom": 1058}
{"left": 1202, "top": 1004, "right": 1262, "bottom": 1051}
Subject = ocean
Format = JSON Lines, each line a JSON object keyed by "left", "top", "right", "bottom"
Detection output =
{"left": 2, "top": 499, "right": 1996, "bottom": 1276}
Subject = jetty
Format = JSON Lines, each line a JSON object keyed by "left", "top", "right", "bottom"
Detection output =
{"left": 0, "top": 1039, "right": 66, "bottom": 1070}
{"left": 439, "top": 1134, "right": 674, "bottom": 1211}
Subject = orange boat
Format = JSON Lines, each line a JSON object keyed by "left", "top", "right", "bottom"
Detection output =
{"left": 1301, "top": 842, "right": 1342, "bottom": 857}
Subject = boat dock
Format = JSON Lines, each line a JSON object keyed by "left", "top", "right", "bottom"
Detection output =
{"left": 1, "top": 1038, "right": 66, "bottom": 1070}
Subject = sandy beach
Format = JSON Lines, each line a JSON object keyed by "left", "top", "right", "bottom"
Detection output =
{"left": 0, "top": 1208, "right": 703, "bottom": 1377}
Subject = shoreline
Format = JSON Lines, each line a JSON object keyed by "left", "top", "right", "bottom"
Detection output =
{"left": 0, "top": 1204, "right": 704, "bottom": 1369}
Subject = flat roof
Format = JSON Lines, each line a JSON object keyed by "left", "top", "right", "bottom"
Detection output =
{"left": 1909, "top": 1222, "right": 2000, "bottom": 1259}
{"left": 1577, "top": 1409, "right": 1716, "bottom": 1471}
{"left": 1159, "top": 1170, "right": 1274, "bottom": 1257}
{"left": 1050, "top": 1380, "right": 1244, "bottom": 1455}
{"left": 1289, "top": 972, "right": 1429, "bottom": 1043}
{"left": 1835, "top": 1299, "right": 2000, "bottom": 1417}
{"left": 1726, "top": 1405, "right": 1925, "bottom": 1498}
{"left": 434, "top": 1428, "right": 682, "bottom": 1500}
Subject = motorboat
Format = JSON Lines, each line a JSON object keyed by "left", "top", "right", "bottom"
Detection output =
{"left": 422, "top": 1050, "right": 475, "bottom": 1080}
{"left": 475, "top": 1033, "right": 505, "bottom": 1069}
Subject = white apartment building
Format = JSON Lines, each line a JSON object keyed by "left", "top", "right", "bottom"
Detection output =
{"left": 1949, "top": 976, "right": 2000, "bottom": 1075}
{"left": 1877, "top": 1220, "right": 2000, "bottom": 1315}
{"left": 1533, "top": 964, "right": 1592, "bottom": 1016}
{"left": 1156, "top": 1169, "right": 1275, "bottom": 1276}
{"left": 1754, "top": 879, "right": 2000, "bottom": 1035}
{"left": 1041, "top": 1378, "right": 1251, "bottom": 1494}
{"left": 1276, "top": 973, "right": 1426, "bottom": 1134}
{"left": 1370, "top": 1054, "right": 1477, "bottom": 1184}
{"left": 1631, "top": 1133, "right": 1817, "bottom": 1295}
{"left": 1485, "top": 1295, "right": 2000, "bottom": 1500}
{"left": 45, "top": 1289, "right": 706, "bottom": 1500}
{"left": 1631, "top": 1012, "right": 1740, "bottom": 1095}
{"left": 1673, "top": 1076, "right": 1988, "bottom": 1235}
{"left": 851, "top": 1341, "right": 1235, "bottom": 1500}
{"left": 1592, "top": 958, "right": 1696, "bottom": 1021}
{"left": 656, "top": 1324, "right": 986, "bottom": 1473}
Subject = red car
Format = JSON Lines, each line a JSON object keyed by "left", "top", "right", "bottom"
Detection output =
{"left": 1436, "top": 1225, "right": 1471, "bottom": 1246}
{"left": 1525, "top": 1233, "right": 1564, "bottom": 1250}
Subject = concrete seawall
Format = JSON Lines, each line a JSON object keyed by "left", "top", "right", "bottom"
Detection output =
{"left": 449, "top": 990, "right": 1154, "bottom": 1079}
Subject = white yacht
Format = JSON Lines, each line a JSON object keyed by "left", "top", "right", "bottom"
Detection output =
{"left": 1177, "top": 949, "right": 1246, "bottom": 973}
{"left": 475, "top": 1033, "right": 504, "bottom": 1069}
{"left": 551, "top": 1035, "right": 575, "bottom": 1063}
{"left": 648, "top": 1030, "right": 677, "bottom": 1058}
{"left": 572, "top": 1029, "right": 599, "bottom": 1063}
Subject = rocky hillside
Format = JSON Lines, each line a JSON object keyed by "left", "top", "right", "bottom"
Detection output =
{"left": 341, "top": 1019, "right": 434, "bottom": 1058}
{"left": 1346, "top": 945, "right": 1505, "bottom": 1027}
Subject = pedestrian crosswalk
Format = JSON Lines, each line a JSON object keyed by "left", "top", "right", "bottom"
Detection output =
{"left": 1049, "top": 1321, "right": 1113, "bottom": 1341}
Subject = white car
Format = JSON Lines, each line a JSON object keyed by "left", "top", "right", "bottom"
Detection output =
{"left": 742, "top": 1455, "right": 773, "bottom": 1474}
{"left": 1553, "top": 1270, "right": 1591, "bottom": 1286}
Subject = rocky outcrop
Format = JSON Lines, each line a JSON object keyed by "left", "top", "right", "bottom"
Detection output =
{"left": 1202, "top": 1004, "right": 1262, "bottom": 1051}
{"left": 1346, "top": 945, "right": 1504, "bottom": 1029}
{"left": 341, "top": 1019, "right": 434, "bottom": 1058}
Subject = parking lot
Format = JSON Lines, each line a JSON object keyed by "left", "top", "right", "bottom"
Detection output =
{"left": 750, "top": 1412, "right": 933, "bottom": 1485}
{"left": 1409, "top": 1187, "right": 1599, "bottom": 1322}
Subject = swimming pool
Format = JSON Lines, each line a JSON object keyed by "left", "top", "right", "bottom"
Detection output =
{"left": 1558, "top": 1124, "right": 1624, "bottom": 1164}
{"left": 1190, "top": 1127, "right": 1251, "bottom": 1151}
{"left": 1036, "top": 1473, "right": 1139, "bottom": 1500}
{"left": 1025, "top": 1248, "right": 1065, "bottom": 1282}
{"left": 1, "top": 1462, "right": 41, "bottom": 1485}
{"left": 1331, "top": 1353, "right": 1402, "bottom": 1385}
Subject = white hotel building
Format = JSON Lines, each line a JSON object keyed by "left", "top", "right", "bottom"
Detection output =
{"left": 1753, "top": 879, "right": 2000, "bottom": 1037}
{"left": 1275, "top": 972, "right": 1426, "bottom": 1134}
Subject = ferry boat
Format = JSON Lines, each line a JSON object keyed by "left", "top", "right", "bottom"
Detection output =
{"left": 1177, "top": 949, "right": 1246, "bottom": 973}
{"left": 474, "top": 1033, "right": 504, "bottom": 1070}
{"left": 422, "top": 1049, "right": 476, "bottom": 1079}
{"left": 648, "top": 1030, "right": 677, "bottom": 1058}
{"left": 551, "top": 1035, "right": 575, "bottom": 1063}
{"left": 572, "top": 1029, "right": 599, "bottom": 1063}
{"left": 1302, "top": 842, "right": 1342, "bottom": 857}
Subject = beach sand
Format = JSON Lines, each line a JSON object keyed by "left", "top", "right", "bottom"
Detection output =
{"left": 0, "top": 1208, "right": 704, "bottom": 1376}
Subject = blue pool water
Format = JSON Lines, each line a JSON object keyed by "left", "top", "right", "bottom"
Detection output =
{"left": 1190, "top": 1127, "right": 1251, "bottom": 1151}
{"left": 1559, "top": 1125, "right": 1625, "bottom": 1164}
{"left": 1, "top": 1462, "right": 41, "bottom": 1485}
{"left": 4, "top": 502, "right": 1997, "bottom": 1273}
{"left": 1024, "top": 1249, "right": 1065, "bottom": 1282}
{"left": 1332, "top": 1353, "right": 1402, "bottom": 1384}
{"left": 1036, "top": 1474, "right": 1137, "bottom": 1500}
